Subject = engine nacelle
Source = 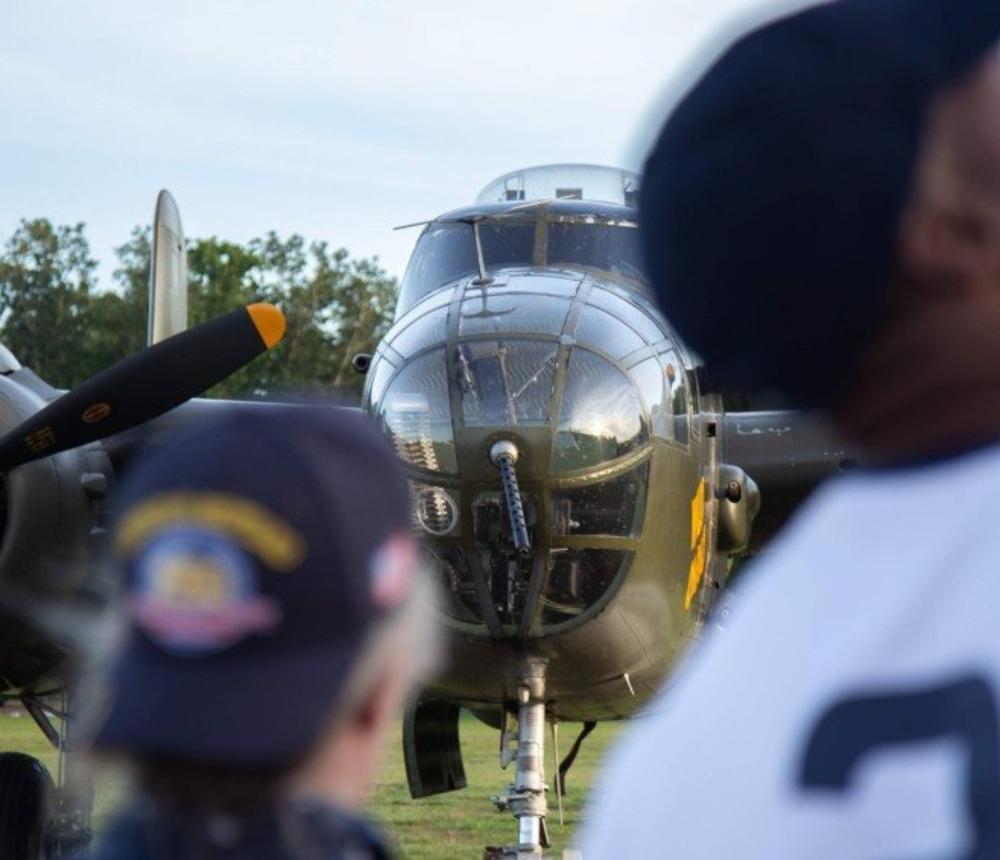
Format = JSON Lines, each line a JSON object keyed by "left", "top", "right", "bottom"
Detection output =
{"left": 0, "top": 368, "right": 112, "bottom": 690}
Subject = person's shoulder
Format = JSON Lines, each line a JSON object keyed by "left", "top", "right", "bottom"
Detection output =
{"left": 85, "top": 801, "right": 392, "bottom": 860}
{"left": 827, "top": 441, "right": 1000, "bottom": 512}
{"left": 582, "top": 444, "right": 1000, "bottom": 858}
{"left": 295, "top": 799, "right": 393, "bottom": 859}
{"left": 85, "top": 803, "right": 170, "bottom": 860}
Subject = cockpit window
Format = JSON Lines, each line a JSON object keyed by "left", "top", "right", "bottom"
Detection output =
{"left": 481, "top": 222, "right": 535, "bottom": 269}
{"left": 397, "top": 222, "right": 534, "bottom": 315}
{"left": 553, "top": 348, "right": 645, "bottom": 472}
{"left": 398, "top": 223, "right": 476, "bottom": 315}
{"left": 396, "top": 216, "right": 648, "bottom": 317}
{"left": 547, "top": 222, "right": 645, "bottom": 282}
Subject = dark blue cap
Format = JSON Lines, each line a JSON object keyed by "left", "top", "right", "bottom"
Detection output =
{"left": 641, "top": 0, "right": 1000, "bottom": 405}
{"left": 93, "top": 406, "right": 417, "bottom": 765}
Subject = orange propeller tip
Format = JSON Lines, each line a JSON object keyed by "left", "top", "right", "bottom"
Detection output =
{"left": 247, "top": 303, "right": 286, "bottom": 349}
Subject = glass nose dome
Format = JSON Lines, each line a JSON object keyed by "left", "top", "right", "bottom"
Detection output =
{"left": 365, "top": 277, "right": 686, "bottom": 637}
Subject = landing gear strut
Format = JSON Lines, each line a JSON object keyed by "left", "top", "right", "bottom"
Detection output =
{"left": 489, "top": 663, "right": 549, "bottom": 858}
{"left": 8, "top": 693, "right": 92, "bottom": 858}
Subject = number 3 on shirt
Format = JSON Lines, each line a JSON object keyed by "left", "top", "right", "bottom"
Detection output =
{"left": 798, "top": 676, "right": 1000, "bottom": 859}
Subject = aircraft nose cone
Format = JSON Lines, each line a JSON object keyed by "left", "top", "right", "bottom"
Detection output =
{"left": 364, "top": 272, "right": 688, "bottom": 637}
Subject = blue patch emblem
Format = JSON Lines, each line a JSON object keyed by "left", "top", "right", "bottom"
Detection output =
{"left": 130, "top": 528, "right": 281, "bottom": 655}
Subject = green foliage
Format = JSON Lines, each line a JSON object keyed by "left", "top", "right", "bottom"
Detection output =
{"left": 184, "top": 232, "right": 397, "bottom": 399}
{"left": 0, "top": 220, "right": 98, "bottom": 388}
{"left": 88, "top": 226, "right": 150, "bottom": 373}
{"left": 0, "top": 219, "right": 397, "bottom": 402}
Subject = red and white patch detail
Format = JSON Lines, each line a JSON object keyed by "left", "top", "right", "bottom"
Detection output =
{"left": 369, "top": 532, "right": 417, "bottom": 609}
{"left": 82, "top": 402, "right": 111, "bottom": 424}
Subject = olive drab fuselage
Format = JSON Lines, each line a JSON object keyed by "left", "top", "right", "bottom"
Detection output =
{"left": 364, "top": 199, "right": 725, "bottom": 721}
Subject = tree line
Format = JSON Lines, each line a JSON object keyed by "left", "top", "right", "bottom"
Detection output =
{"left": 0, "top": 219, "right": 399, "bottom": 401}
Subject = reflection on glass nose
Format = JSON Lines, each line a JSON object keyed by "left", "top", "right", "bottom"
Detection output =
{"left": 553, "top": 348, "right": 645, "bottom": 472}
{"left": 377, "top": 348, "right": 457, "bottom": 474}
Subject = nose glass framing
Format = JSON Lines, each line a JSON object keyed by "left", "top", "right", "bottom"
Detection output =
{"left": 366, "top": 272, "right": 690, "bottom": 637}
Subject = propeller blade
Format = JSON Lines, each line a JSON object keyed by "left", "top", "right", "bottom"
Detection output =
{"left": 0, "top": 303, "right": 286, "bottom": 471}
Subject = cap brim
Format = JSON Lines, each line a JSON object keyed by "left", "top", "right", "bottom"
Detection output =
{"left": 92, "top": 641, "right": 356, "bottom": 765}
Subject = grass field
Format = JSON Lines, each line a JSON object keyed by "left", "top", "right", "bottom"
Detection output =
{"left": 0, "top": 708, "right": 622, "bottom": 858}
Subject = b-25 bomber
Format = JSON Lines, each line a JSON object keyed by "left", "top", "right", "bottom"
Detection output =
{"left": 365, "top": 164, "right": 848, "bottom": 857}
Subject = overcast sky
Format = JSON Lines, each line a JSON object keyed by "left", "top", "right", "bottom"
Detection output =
{"left": 1, "top": 0, "right": 812, "bottom": 285}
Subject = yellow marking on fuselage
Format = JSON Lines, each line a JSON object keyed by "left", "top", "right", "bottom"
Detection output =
{"left": 685, "top": 479, "right": 707, "bottom": 611}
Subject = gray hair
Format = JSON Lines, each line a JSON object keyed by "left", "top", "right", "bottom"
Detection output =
{"left": 330, "top": 563, "right": 446, "bottom": 726}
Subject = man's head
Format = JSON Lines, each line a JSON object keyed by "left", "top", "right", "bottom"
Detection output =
{"left": 899, "top": 51, "right": 1000, "bottom": 299}
{"left": 90, "top": 406, "right": 441, "bottom": 813}
{"left": 640, "top": 0, "right": 1000, "bottom": 408}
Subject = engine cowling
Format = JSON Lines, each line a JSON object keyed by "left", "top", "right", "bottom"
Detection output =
{"left": 0, "top": 367, "right": 112, "bottom": 691}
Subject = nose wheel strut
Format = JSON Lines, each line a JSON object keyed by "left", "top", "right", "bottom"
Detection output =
{"left": 489, "top": 663, "right": 550, "bottom": 859}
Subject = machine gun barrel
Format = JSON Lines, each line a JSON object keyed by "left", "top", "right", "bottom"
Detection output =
{"left": 490, "top": 440, "right": 531, "bottom": 554}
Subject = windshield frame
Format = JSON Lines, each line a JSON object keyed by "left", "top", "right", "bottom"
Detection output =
{"left": 396, "top": 207, "right": 646, "bottom": 318}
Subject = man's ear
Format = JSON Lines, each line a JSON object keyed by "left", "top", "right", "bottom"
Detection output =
{"left": 350, "top": 670, "right": 397, "bottom": 733}
{"left": 898, "top": 198, "right": 999, "bottom": 291}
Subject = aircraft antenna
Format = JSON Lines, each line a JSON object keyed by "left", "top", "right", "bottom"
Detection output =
{"left": 472, "top": 220, "right": 493, "bottom": 286}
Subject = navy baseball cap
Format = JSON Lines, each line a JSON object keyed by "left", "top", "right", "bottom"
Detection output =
{"left": 93, "top": 406, "right": 418, "bottom": 765}
{"left": 641, "top": 0, "right": 1000, "bottom": 405}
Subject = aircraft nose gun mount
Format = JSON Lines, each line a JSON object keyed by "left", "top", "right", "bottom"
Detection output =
{"left": 489, "top": 440, "right": 530, "bottom": 555}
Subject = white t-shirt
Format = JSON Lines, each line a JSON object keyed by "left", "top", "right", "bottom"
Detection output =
{"left": 580, "top": 444, "right": 1000, "bottom": 859}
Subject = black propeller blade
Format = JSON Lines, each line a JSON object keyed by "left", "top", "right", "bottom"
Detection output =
{"left": 0, "top": 303, "right": 286, "bottom": 471}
